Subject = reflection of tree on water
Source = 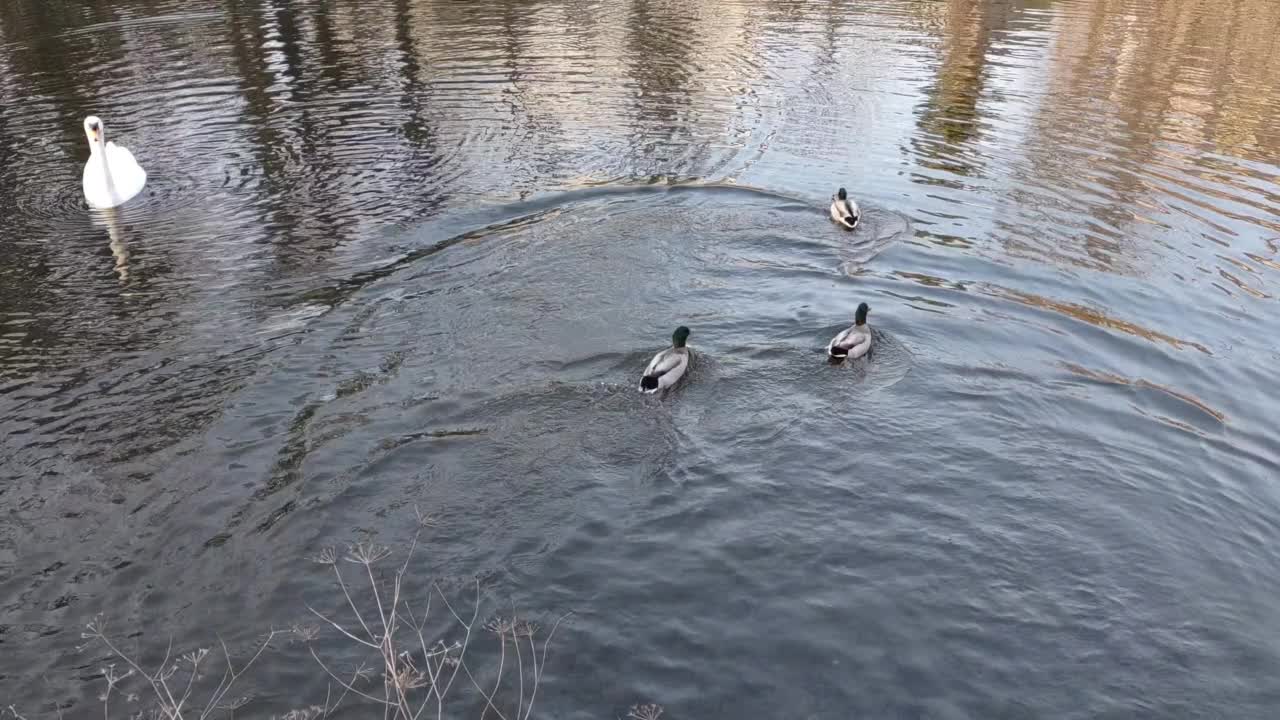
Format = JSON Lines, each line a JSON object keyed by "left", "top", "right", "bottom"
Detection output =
{"left": 911, "top": 0, "right": 1013, "bottom": 178}
{"left": 624, "top": 0, "right": 698, "bottom": 173}
{"left": 1014, "top": 0, "right": 1280, "bottom": 275}
{"left": 392, "top": 0, "right": 430, "bottom": 148}
{"left": 0, "top": 0, "right": 99, "bottom": 329}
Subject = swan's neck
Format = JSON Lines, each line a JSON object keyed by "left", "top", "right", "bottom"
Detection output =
{"left": 92, "top": 141, "right": 118, "bottom": 195}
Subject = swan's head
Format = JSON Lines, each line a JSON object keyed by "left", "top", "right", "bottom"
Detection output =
{"left": 672, "top": 326, "right": 691, "bottom": 348}
{"left": 83, "top": 116, "right": 104, "bottom": 149}
{"left": 855, "top": 302, "right": 870, "bottom": 326}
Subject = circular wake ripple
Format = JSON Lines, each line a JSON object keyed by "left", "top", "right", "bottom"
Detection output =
{"left": 14, "top": 168, "right": 210, "bottom": 226}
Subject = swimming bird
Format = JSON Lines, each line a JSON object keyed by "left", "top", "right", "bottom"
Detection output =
{"left": 639, "top": 326, "right": 691, "bottom": 393}
{"left": 82, "top": 115, "right": 147, "bottom": 209}
{"left": 829, "top": 187, "right": 860, "bottom": 230}
{"left": 827, "top": 303, "right": 872, "bottom": 360}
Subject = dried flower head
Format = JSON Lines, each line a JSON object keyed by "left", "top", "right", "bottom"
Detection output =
{"left": 310, "top": 547, "right": 337, "bottom": 565}
{"left": 181, "top": 648, "right": 210, "bottom": 666}
{"left": 628, "top": 703, "right": 664, "bottom": 720}
{"left": 291, "top": 624, "right": 320, "bottom": 643}
{"left": 414, "top": 505, "right": 438, "bottom": 528}
{"left": 271, "top": 706, "right": 325, "bottom": 720}
{"left": 345, "top": 542, "right": 391, "bottom": 566}
{"left": 484, "top": 617, "right": 517, "bottom": 635}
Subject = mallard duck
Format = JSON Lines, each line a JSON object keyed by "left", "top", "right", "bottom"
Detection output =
{"left": 639, "top": 326, "right": 691, "bottom": 393}
{"left": 829, "top": 187, "right": 860, "bottom": 230}
{"left": 82, "top": 115, "right": 147, "bottom": 209}
{"left": 827, "top": 303, "right": 872, "bottom": 359}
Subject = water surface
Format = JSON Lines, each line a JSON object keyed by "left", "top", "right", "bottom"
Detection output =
{"left": 2, "top": 0, "right": 1280, "bottom": 717}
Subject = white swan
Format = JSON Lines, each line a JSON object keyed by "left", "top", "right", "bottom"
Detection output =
{"left": 82, "top": 115, "right": 146, "bottom": 209}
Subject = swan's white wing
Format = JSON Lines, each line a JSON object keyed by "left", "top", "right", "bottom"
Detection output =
{"left": 103, "top": 141, "right": 147, "bottom": 204}
{"left": 106, "top": 142, "right": 146, "bottom": 178}
{"left": 106, "top": 141, "right": 135, "bottom": 163}
{"left": 83, "top": 161, "right": 110, "bottom": 208}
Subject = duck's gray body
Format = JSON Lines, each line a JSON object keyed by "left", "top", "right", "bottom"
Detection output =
{"left": 640, "top": 326, "right": 692, "bottom": 393}
{"left": 830, "top": 187, "right": 860, "bottom": 230}
{"left": 827, "top": 324, "right": 871, "bottom": 359}
{"left": 827, "top": 302, "right": 872, "bottom": 359}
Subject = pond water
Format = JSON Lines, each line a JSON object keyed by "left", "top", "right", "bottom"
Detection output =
{"left": 2, "top": 0, "right": 1280, "bottom": 717}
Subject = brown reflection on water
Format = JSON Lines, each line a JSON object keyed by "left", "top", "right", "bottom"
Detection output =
{"left": 1047, "top": 0, "right": 1280, "bottom": 163}
{"left": 899, "top": 0, "right": 1280, "bottom": 288}
{"left": 0, "top": 0, "right": 1277, "bottom": 383}
{"left": 1062, "top": 361, "right": 1226, "bottom": 426}
{"left": 1018, "top": 0, "right": 1280, "bottom": 277}
{"left": 913, "top": 0, "right": 1014, "bottom": 179}
{"left": 984, "top": 284, "right": 1213, "bottom": 355}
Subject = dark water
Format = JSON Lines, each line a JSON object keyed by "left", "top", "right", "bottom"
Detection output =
{"left": 3, "top": 0, "right": 1280, "bottom": 716}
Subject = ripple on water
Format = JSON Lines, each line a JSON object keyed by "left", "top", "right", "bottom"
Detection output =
{"left": 176, "top": 182, "right": 915, "bottom": 541}
{"left": 14, "top": 167, "right": 213, "bottom": 229}
{"left": 5, "top": 0, "right": 1280, "bottom": 716}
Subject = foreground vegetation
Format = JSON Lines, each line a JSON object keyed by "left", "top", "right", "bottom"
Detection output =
{"left": 5, "top": 510, "right": 662, "bottom": 720}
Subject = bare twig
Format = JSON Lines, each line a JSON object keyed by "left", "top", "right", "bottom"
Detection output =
{"left": 307, "top": 647, "right": 392, "bottom": 708}
{"left": 307, "top": 605, "right": 380, "bottom": 650}
{"left": 67, "top": 514, "right": 564, "bottom": 720}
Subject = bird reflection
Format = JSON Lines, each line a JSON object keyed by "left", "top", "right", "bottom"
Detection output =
{"left": 89, "top": 206, "right": 131, "bottom": 282}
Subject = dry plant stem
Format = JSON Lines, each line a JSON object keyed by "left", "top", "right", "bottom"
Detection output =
{"left": 403, "top": 583, "right": 471, "bottom": 720}
{"left": 308, "top": 646, "right": 391, "bottom": 708}
{"left": 321, "top": 659, "right": 361, "bottom": 717}
{"left": 84, "top": 618, "right": 279, "bottom": 720}
{"left": 203, "top": 633, "right": 279, "bottom": 717}
{"left": 37, "top": 508, "right": 563, "bottom": 720}
{"left": 299, "top": 513, "right": 563, "bottom": 720}
{"left": 431, "top": 580, "right": 479, "bottom": 704}
{"left": 308, "top": 603, "right": 378, "bottom": 650}
{"left": 330, "top": 559, "right": 376, "bottom": 644}
{"left": 89, "top": 632, "right": 174, "bottom": 718}
{"left": 460, "top": 660, "right": 506, "bottom": 720}
{"left": 382, "top": 569, "right": 412, "bottom": 717}
{"left": 520, "top": 633, "right": 535, "bottom": 720}
{"left": 524, "top": 613, "right": 569, "bottom": 720}
{"left": 486, "top": 633, "right": 507, "bottom": 720}
{"left": 511, "top": 610, "right": 525, "bottom": 720}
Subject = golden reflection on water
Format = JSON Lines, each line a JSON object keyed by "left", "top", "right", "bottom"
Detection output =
{"left": 0, "top": 0, "right": 1276, "bottom": 374}
{"left": 986, "top": 285, "right": 1213, "bottom": 355}
{"left": 906, "top": 0, "right": 1280, "bottom": 287}
{"left": 892, "top": 269, "right": 1213, "bottom": 356}
{"left": 1062, "top": 361, "right": 1226, "bottom": 425}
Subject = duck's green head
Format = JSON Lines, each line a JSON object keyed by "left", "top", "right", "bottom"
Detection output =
{"left": 837, "top": 187, "right": 848, "bottom": 200}
{"left": 855, "top": 302, "right": 870, "bottom": 326}
{"left": 672, "top": 326, "right": 691, "bottom": 348}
